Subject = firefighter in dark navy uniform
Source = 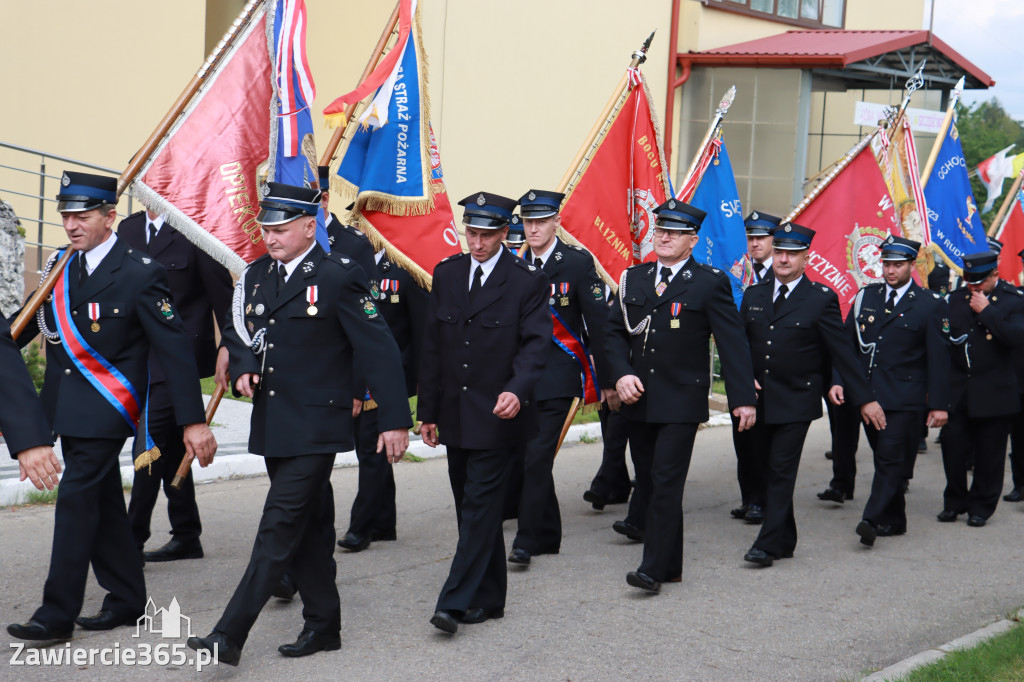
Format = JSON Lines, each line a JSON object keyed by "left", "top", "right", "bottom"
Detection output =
{"left": 120, "top": 209, "right": 233, "bottom": 562}
{"left": 938, "top": 250, "right": 1024, "bottom": 527}
{"left": 7, "top": 171, "right": 216, "bottom": 642}
{"left": 187, "top": 182, "right": 409, "bottom": 664}
{"left": 729, "top": 210, "right": 782, "bottom": 524}
{"left": 419, "top": 191, "right": 550, "bottom": 634}
{"left": 606, "top": 198, "right": 757, "bottom": 593}
{"left": 739, "top": 222, "right": 884, "bottom": 567}
{"left": 833, "top": 236, "right": 949, "bottom": 546}
{"left": 506, "top": 189, "right": 609, "bottom": 567}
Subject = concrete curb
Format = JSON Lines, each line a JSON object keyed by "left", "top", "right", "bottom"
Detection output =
{"left": 863, "top": 609, "right": 1023, "bottom": 681}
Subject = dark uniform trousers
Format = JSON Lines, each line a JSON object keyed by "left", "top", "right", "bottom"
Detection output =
{"left": 128, "top": 382, "right": 202, "bottom": 549}
{"left": 941, "top": 414, "right": 1010, "bottom": 519}
{"left": 826, "top": 397, "right": 862, "bottom": 497}
{"left": 589, "top": 406, "right": 632, "bottom": 502}
{"left": 731, "top": 413, "right": 767, "bottom": 509}
{"left": 861, "top": 410, "right": 922, "bottom": 528}
{"left": 749, "top": 422, "right": 811, "bottom": 557}
{"left": 216, "top": 453, "right": 339, "bottom": 643}
{"left": 34, "top": 436, "right": 147, "bottom": 629}
{"left": 348, "top": 407, "right": 396, "bottom": 536}
{"left": 437, "top": 446, "right": 517, "bottom": 613}
{"left": 627, "top": 421, "right": 699, "bottom": 581}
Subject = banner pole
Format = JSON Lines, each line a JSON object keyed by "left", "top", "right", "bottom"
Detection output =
{"left": 677, "top": 85, "right": 736, "bottom": 197}
{"left": 919, "top": 76, "right": 964, "bottom": 190}
{"left": 989, "top": 168, "right": 1024, "bottom": 238}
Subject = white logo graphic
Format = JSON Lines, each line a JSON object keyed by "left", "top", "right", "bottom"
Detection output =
{"left": 135, "top": 597, "right": 195, "bottom": 639}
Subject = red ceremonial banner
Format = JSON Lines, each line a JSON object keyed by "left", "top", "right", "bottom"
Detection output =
{"left": 560, "top": 73, "right": 672, "bottom": 284}
{"left": 997, "top": 198, "right": 1024, "bottom": 286}
{"left": 791, "top": 146, "right": 902, "bottom": 317}
{"left": 132, "top": 8, "right": 273, "bottom": 275}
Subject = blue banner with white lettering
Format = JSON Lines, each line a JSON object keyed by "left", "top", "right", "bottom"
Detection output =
{"left": 690, "top": 141, "right": 747, "bottom": 307}
{"left": 336, "top": 14, "right": 431, "bottom": 213}
{"left": 924, "top": 121, "right": 986, "bottom": 271}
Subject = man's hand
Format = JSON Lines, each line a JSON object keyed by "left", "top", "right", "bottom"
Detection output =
{"left": 969, "top": 290, "right": 990, "bottom": 313}
{"left": 214, "top": 346, "right": 230, "bottom": 393}
{"left": 601, "top": 387, "right": 622, "bottom": 412}
{"left": 493, "top": 392, "right": 521, "bottom": 419}
{"left": 352, "top": 398, "right": 363, "bottom": 419}
{"left": 420, "top": 423, "right": 439, "bottom": 447}
{"left": 183, "top": 423, "right": 217, "bottom": 467}
{"left": 733, "top": 405, "right": 756, "bottom": 432}
{"left": 17, "top": 445, "right": 61, "bottom": 491}
{"left": 860, "top": 401, "right": 886, "bottom": 430}
{"left": 235, "top": 372, "right": 259, "bottom": 397}
{"left": 927, "top": 409, "right": 948, "bottom": 428}
{"left": 377, "top": 428, "right": 410, "bottom": 463}
{"left": 616, "top": 375, "right": 644, "bottom": 404}
{"left": 828, "top": 385, "right": 845, "bottom": 406}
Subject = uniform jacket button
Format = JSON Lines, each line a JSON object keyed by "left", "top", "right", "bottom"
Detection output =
{"left": 269, "top": 318, "right": 275, "bottom": 325}
{"left": 72, "top": 311, "right": 77, "bottom": 317}
{"left": 64, "top": 368, "right": 71, "bottom": 375}
{"left": 267, "top": 367, "right": 274, "bottom": 373}
{"left": 649, "top": 369, "right": 655, "bottom": 374}
{"left": 464, "top": 341, "right": 470, "bottom": 346}
{"left": 461, "top": 386, "right": 467, "bottom": 392}
{"left": 461, "top": 364, "right": 468, "bottom": 370}
{"left": 268, "top": 343, "right": 275, "bottom": 350}
{"left": 269, "top": 390, "right": 276, "bottom": 397}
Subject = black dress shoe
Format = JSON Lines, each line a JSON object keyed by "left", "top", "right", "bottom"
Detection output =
{"left": 7, "top": 619, "right": 72, "bottom": 642}
{"left": 370, "top": 528, "right": 397, "bottom": 542}
{"left": 1004, "top": 487, "right": 1023, "bottom": 502}
{"left": 626, "top": 571, "right": 661, "bottom": 593}
{"left": 918, "top": 438, "right": 927, "bottom": 452}
{"left": 744, "top": 505, "right": 764, "bottom": 524}
{"left": 583, "top": 489, "right": 608, "bottom": 510}
{"left": 187, "top": 631, "right": 241, "bottom": 666}
{"left": 460, "top": 607, "right": 504, "bottom": 624}
{"left": 337, "top": 532, "right": 370, "bottom": 552}
{"left": 507, "top": 548, "right": 531, "bottom": 565}
{"left": 937, "top": 510, "right": 961, "bottom": 522}
{"left": 430, "top": 610, "right": 458, "bottom": 634}
{"left": 817, "top": 488, "right": 848, "bottom": 504}
{"left": 856, "top": 520, "right": 877, "bottom": 547}
{"left": 278, "top": 629, "right": 341, "bottom": 657}
{"left": 743, "top": 548, "right": 775, "bottom": 567}
{"left": 967, "top": 515, "right": 987, "bottom": 527}
{"left": 143, "top": 538, "right": 203, "bottom": 562}
{"left": 75, "top": 609, "right": 141, "bottom": 631}
{"left": 876, "top": 524, "right": 907, "bottom": 537}
{"left": 273, "top": 574, "right": 297, "bottom": 601}
{"left": 612, "top": 520, "right": 644, "bottom": 542}
{"left": 730, "top": 504, "right": 750, "bottom": 519}
{"left": 824, "top": 450, "right": 833, "bottom": 460}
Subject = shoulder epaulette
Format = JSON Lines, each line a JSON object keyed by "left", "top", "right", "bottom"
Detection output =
{"left": 324, "top": 251, "right": 354, "bottom": 267}
{"left": 124, "top": 247, "right": 157, "bottom": 267}
{"left": 512, "top": 257, "right": 544, "bottom": 275}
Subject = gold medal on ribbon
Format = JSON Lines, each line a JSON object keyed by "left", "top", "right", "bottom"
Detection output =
{"left": 560, "top": 296, "right": 569, "bottom": 306}
{"left": 391, "top": 295, "right": 399, "bottom": 303}
{"left": 670, "top": 319, "right": 680, "bottom": 329}
{"left": 307, "top": 305, "right": 318, "bottom": 316}
{"left": 306, "top": 285, "right": 319, "bottom": 316}
{"left": 91, "top": 322, "right": 100, "bottom": 333}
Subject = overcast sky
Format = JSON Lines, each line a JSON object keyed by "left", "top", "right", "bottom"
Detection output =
{"left": 929, "top": 0, "right": 1024, "bottom": 119}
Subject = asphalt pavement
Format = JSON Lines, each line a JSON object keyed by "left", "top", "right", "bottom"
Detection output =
{"left": 1, "top": 409, "right": 1023, "bottom": 680}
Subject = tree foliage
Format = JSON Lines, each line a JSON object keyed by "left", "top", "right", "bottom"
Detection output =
{"left": 954, "top": 98, "right": 1024, "bottom": 229}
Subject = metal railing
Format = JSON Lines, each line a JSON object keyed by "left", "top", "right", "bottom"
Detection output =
{"left": 0, "top": 141, "right": 133, "bottom": 273}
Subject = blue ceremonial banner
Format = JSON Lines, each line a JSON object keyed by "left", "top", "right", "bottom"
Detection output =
{"left": 924, "top": 121, "right": 986, "bottom": 271}
{"left": 336, "top": 11, "right": 432, "bottom": 214}
{"left": 690, "top": 141, "right": 748, "bottom": 307}
{"left": 269, "top": 0, "right": 327, "bottom": 249}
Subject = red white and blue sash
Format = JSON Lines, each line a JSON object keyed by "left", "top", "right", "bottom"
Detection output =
{"left": 551, "top": 308, "right": 599, "bottom": 404}
{"left": 50, "top": 251, "right": 158, "bottom": 461}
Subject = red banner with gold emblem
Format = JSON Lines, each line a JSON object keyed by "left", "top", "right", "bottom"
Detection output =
{"left": 996, "top": 188, "right": 1024, "bottom": 286}
{"left": 130, "top": 3, "right": 274, "bottom": 275}
{"left": 559, "top": 68, "right": 672, "bottom": 284}
{"left": 788, "top": 144, "right": 902, "bottom": 317}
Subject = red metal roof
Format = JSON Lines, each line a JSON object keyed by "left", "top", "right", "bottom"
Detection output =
{"left": 682, "top": 30, "right": 994, "bottom": 88}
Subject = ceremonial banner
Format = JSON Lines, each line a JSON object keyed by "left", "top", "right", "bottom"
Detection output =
{"left": 977, "top": 144, "right": 1016, "bottom": 213}
{"left": 559, "top": 67, "right": 672, "bottom": 283}
{"left": 333, "top": 3, "right": 459, "bottom": 285}
{"left": 876, "top": 117, "right": 930, "bottom": 249}
{"left": 269, "top": 0, "right": 328, "bottom": 249}
{"left": 924, "top": 119, "right": 987, "bottom": 272}
{"left": 789, "top": 144, "right": 901, "bottom": 317}
{"left": 688, "top": 138, "right": 747, "bottom": 306}
{"left": 996, "top": 182, "right": 1024, "bottom": 286}
{"left": 131, "top": 1, "right": 273, "bottom": 276}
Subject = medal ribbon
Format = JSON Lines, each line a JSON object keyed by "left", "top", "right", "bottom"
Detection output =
{"left": 88, "top": 302, "right": 100, "bottom": 321}
{"left": 381, "top": 280, "right": 390, "bottom": 292}
{"left": 50, "top": 251, "right": 142, "bottom": 431}
{"left": 391, "top": 279, "right": 399, "bottom": 293}
{"left": 306, "top": 285, "right": 318, "bottom": 305}
{"left": 560, "top": 282, "right": 569, "bottom": 296}
{"left": 671, "top": 302, "right": 681, "bottom": 317}
{"left": 551, "top": 307, "right": 600, "bottom": 404}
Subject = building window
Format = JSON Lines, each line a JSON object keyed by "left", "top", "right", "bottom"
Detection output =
{"left": 709, "top": 0, "right": 845, "bottom": 29}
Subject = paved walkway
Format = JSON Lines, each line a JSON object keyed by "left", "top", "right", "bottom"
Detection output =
{"left": 1, "top": 405, "right": 1022, "bottom": 680}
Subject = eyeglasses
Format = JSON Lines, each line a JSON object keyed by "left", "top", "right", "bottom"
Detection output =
{"left": 653, "top": 228, "right": 695, "bottom": 239}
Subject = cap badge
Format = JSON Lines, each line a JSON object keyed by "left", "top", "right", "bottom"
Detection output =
{"left": 886, "top": 235, "right": 894, "bottom": 244}
{"left": 965, "top": 261, "right": 972, "bottom": 268}
{"left": 751, "top": 212, "right": 759, "bottom": 220}
{"left": 476, "top": 194, "right": 486, "bottom": 206}
{"left": 528, "top": 191, "right": 536, "bottom": 201}
{"left": 784, "top": 225, "right": 792, "bottom": 232}
{"left": 61, "top": 173, "right": 70, "bottom": 187}
{"left": 511, "top": 215, "right": 520, "bottom": 224}
{"left": 668, "top": 199, "right": 676, "bottom": 209}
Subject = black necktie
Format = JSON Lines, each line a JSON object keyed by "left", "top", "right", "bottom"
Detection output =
{"left": 469, "top": 265, "right": 483, "bottom": 304}
{"left": 79, "top": 254, "right": 89, "bottom": 285}
{"left": 774, "top": 283, "right": 789, "bottom": 312}
{"left": 276, "top": 262, "right": 287, "bottom": 295}
{"left": 148, "top": 224, "right": 158, "bottom": 245}
{"left": 755, "top": 263, "right": 764, "bottom": 282}
{"left": 534, "top": 257, "right": 543, "bottom": 268}
{"left": 886, "top": 289, "right": 897, "bottom": 313}
{"left": 656, "top": 266, "right": 672, "bottom": 296}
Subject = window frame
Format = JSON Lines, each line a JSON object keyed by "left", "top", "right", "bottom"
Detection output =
{"left": 704, "top": 0, "right": 847, "bottom": 30}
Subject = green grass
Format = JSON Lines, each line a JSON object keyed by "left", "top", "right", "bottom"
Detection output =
{"left": 898, "top": 620, "right": 1024, "bottom": 681}
{"left": 23, "top": 487, "right": 60, "bottom": 506}
{"left": 577, "top": 432, "right": 598, "bottom": 444}
{"left": 402, "top": 452, "right": 424, "bottom": 463}
{"left": 572, "top": 405, "right": 601, "bottom": 424}
{"left": 200, "top": 376, "right": 250, "bottom": 403}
